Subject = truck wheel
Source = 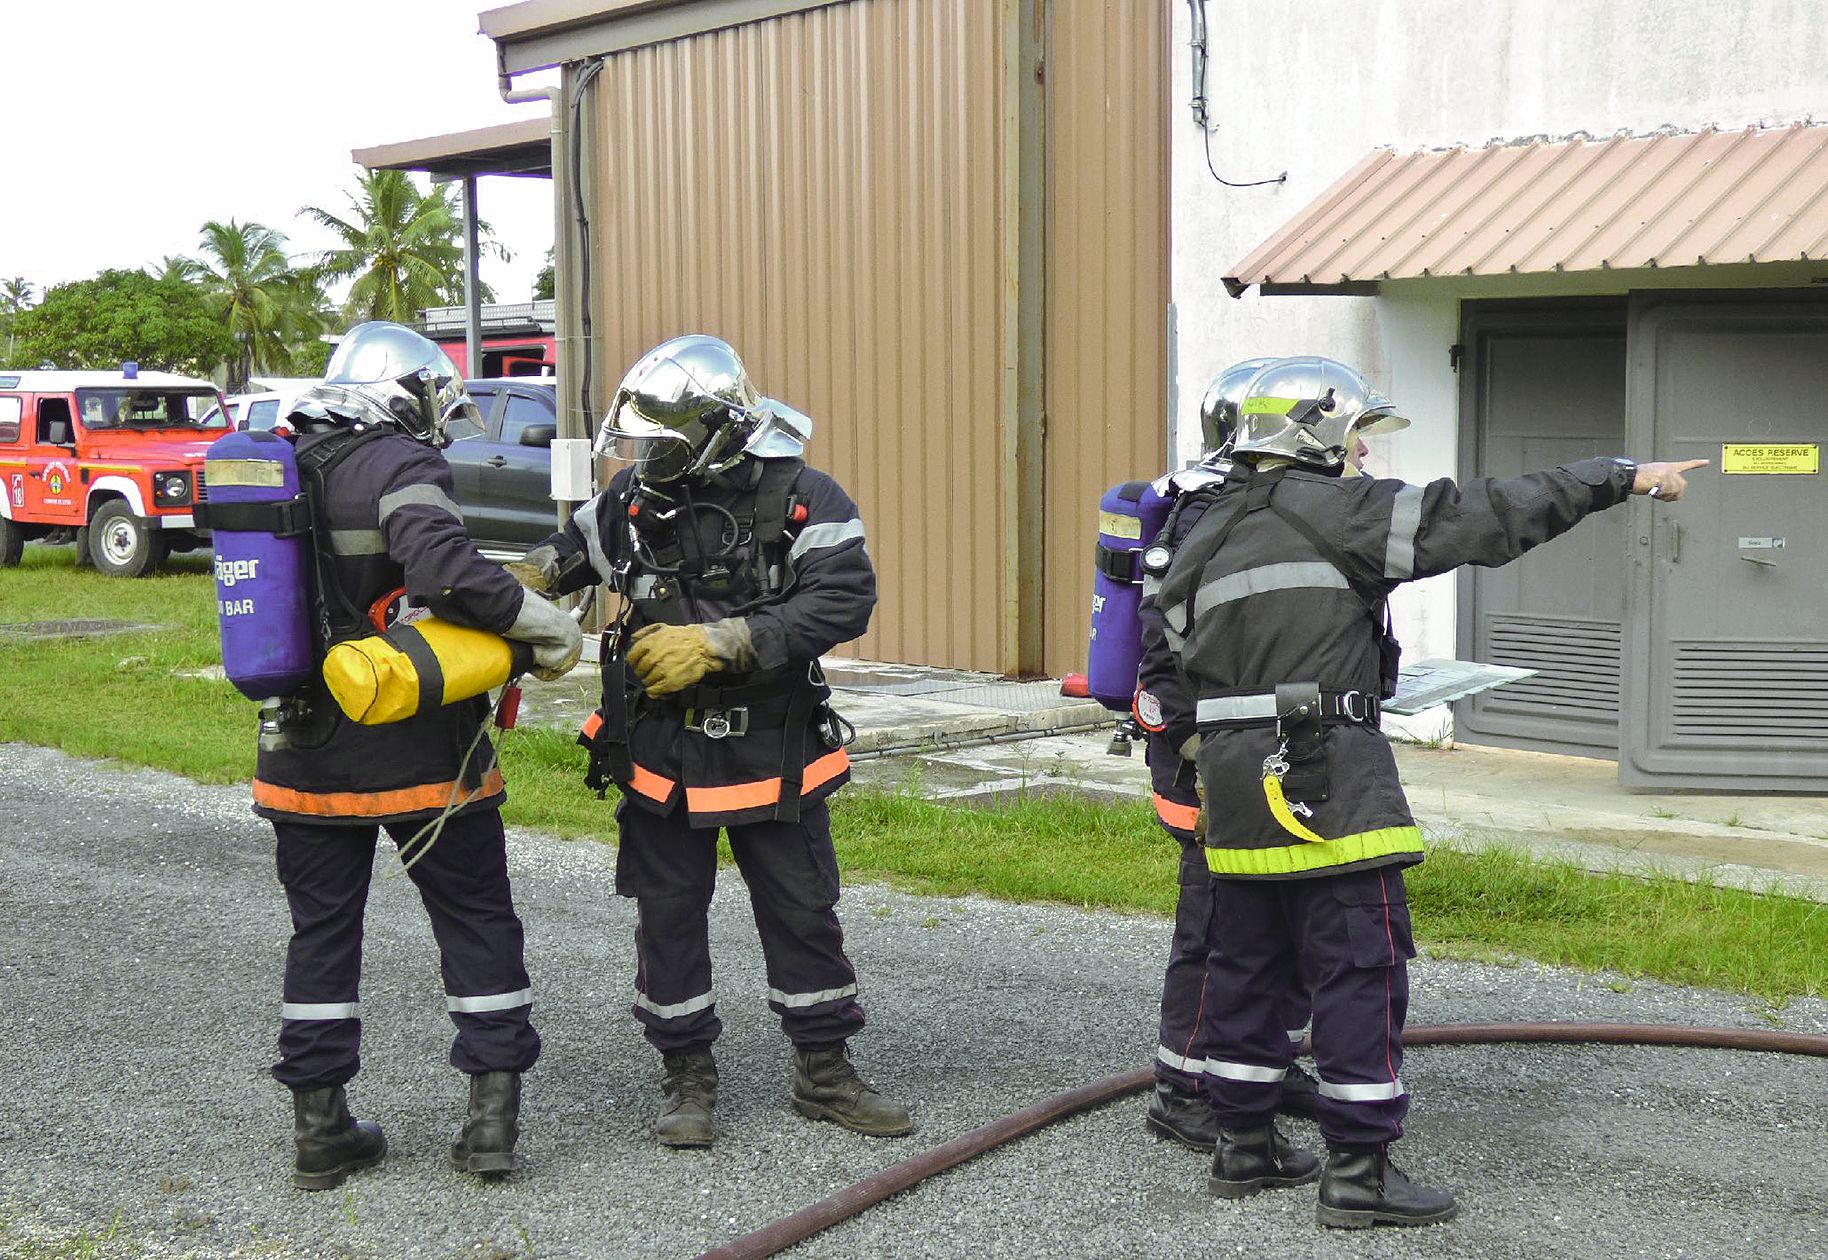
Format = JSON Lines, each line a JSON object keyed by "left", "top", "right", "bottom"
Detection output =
{"left": 88, "top": 501, "right": 168, "bottom": 577}
{"left": 73, "top": 526, "right": 92, "bottom": 568}
{"left": 0, "top": 516, "right": 23, "bottom": 568}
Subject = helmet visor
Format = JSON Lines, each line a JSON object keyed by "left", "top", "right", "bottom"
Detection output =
{"left": 597, "top": 404, "right": 698, "bottom": 482}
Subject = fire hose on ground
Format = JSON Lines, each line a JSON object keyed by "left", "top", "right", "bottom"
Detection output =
{"left": 696, "top": 1021, "right": 1828, "bottom": 1260}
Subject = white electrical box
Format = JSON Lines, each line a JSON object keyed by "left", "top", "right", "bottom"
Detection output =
{"left": 550, "top": 438, "right": 595, "bottom": 502}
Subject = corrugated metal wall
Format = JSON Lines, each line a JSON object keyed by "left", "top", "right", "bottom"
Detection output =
{"left": 1040, "top": 0, "right": 1171, "bottom": 676}
{"left": 590, "top": 0, "right": 1010, "bottom": 670}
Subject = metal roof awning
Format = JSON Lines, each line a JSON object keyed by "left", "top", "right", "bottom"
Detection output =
{"left": 351, "top": 116, "right": 553, "bottom": 179}
{"left": 1225, "top": 123, "right": 1828, "bottom": 297}
{"left": 481, "top": 0, "right": 843, "bottom": 73}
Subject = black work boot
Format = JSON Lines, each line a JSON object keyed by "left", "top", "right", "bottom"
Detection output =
{"left": 291, "top": 1084, "right": 386, "bottom": 1192}
{"left": 791, "top": 1044, "right": 914, "bottom": 1137}
{"left": 1207, "top": 1124, "right": 1321, "bottom": 1199}
{"left": 1279, "top": 1064, "right": 1321, "bottom": 1121}
{"left": 450, "top": 1071, "right": 521, "bottom": 1177}
{"left": 654, "top": 1048, "right": 718, "bottom": 1149}
{"left": 1145, "top": 1082, "right": 1218, "bottom": 1152}
{"left": 1317, "top": 1145, "right": 1458, "bottom": 1228}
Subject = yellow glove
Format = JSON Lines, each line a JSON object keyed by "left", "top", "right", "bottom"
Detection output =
{"left": 626, "top": 623, "right": 722, "bottom": 696}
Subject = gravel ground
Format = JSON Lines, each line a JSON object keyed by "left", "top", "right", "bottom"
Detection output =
{"left": 1, "top": 743, "right": 1823, "bottom": 1260}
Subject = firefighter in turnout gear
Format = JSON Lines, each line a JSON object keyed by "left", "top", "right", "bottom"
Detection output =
{"left": 1134, "top": 358, "right": 1319, "bottom": 1153}
{"left": 1154, "top": 356, "right": 1705, "bottom": 1226}
{"left": 256, "top": 322, "right": 581, "bottom": 1190}
{"left": 515, "top": 335, "right": 912, "bottom": 1148}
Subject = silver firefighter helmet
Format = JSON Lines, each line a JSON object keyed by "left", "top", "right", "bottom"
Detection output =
{"left": 291, "top": 321, "right": 478, "bottom": 447}
{"left": 594, "top": 334, "right": 811, "bottom": 483}
{"left": 1197, "top": 355, "right": 1280, "bottom": 457}
{"left": 1229, "top": 356, "right": 1409, "bottom": 471}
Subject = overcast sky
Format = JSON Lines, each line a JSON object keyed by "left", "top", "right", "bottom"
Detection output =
{"left": 1, "top": 1, "right": 558, "bottom": 310}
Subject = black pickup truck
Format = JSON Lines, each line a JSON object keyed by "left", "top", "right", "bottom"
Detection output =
{"left": 443, "top": 377, "right": 563, "bottom": 558}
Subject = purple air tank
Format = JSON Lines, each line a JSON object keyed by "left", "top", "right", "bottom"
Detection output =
{"left": 1086, "top": 478, "right": 1172, "bottom": 713}
{"left": 204, "top": 430, "right": 315, "bottom": 702}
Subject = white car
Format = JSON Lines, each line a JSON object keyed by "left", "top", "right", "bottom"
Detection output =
{"left": 200, "top": 383, "right": 315, "bottom": 433}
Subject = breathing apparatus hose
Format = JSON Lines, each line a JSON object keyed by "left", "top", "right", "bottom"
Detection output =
{"left": 388, "top": 588, "right": 601, "bottom": 879}
{"left": 695, "top": 1020, "right": 1828, "bottom": 1260}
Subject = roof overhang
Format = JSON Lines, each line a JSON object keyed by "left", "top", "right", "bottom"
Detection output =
{"left": 352, "top": 116, "right": 553, "bottom": 179}
{"left": 481, "top": 0, "right": 846, "bottom": 74}
{"left": 1225, "top": 123, "right": 1828, "bottom": 297}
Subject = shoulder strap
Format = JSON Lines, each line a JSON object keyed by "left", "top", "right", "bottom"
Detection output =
{"left": 298, "top": 427, "right": 390, "bottom": 642}
{"left": 1266, "top": 492, "right": 1382, "bottom": 615}
{"left": 1157, "top": 469, "right": 1284, "bottom": 634}
{"left": 753, "top": 457, "right": 805, "bottom": 540}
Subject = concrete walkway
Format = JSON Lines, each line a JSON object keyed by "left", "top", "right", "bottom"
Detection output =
{"left": 523, "top": 655, "right": 1828, "bottom": 901}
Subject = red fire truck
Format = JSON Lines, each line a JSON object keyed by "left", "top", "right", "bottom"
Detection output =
{"left": 0, "top": 367, "right": 229, "bottom": 576}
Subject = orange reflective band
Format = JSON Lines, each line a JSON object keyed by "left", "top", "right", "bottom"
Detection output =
{"left": 580, "top": 711, "right": 604, "bottom": 739}
{"left": 627, "top": 762, "right": 676, "bottom": 802}
{"left": 1153, "top": 792, "right": 1201, "bottom": 831}
{"left": 803, "top": 748, "right": 850, "bottom": 793}
{"left": 684, "top": 749, "right": 851, "bottom": 814}
{"left": 253, "top": 768, "right": 505, "bottom": 818}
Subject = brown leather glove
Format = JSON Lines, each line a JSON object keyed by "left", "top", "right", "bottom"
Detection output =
{"left": 504, "top": 544, "right": 562, "bottom": 594}
{"left": 626, "top": 623, "right": 721, "bottom": 696}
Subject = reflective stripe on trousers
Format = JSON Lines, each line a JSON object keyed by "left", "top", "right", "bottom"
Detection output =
{"left": 768, "top": 982, "right": 859, "bottom": 1009}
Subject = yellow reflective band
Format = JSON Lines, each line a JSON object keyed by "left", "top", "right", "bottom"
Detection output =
{"left": 206, "top": 458, "right": 287, "bottom": 488}
{"left": 1205, "top": 825, "right": 1425, "bottom": 877}
{"left": 1263, "top": 773, "right": 1327, "bottom": 843}
{"left": 1239, "top": 395, "right": 1300, "bottom": 417}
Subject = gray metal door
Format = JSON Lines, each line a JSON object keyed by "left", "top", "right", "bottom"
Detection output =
{"left": 1622, "top": 297, "right": 1828, "bottom": 790}
{"left": 1455, "top": 304, "right": 1628, "bottom": 754}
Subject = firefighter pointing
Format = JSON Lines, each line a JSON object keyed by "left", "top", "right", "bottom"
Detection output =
{"left": 514, "top": 335, "right": 913, "bottom": 1149}
{"left": 1154, "top": 356, "right": 1703, "bottom": 1227}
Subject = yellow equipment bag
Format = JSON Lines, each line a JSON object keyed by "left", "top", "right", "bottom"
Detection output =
{"left": 323, "top": 616, "right": 530, "bottom": 725}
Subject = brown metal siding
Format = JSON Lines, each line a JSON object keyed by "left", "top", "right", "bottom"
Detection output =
{"left": 1227, "top": 123, "right": 1828, "bottom": 294}
{"left": 590, "top": 0, "right": 1009, "bottom": 669}
{"left": 1040, "top": 0, "right": 1170, "bottom": 676}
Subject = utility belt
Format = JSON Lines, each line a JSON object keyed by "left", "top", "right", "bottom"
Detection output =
{"left": 1196, "top": 683, "right": 1381, "bottom": 848}
{"left": 581, "top": 651, "right": 847, "bottom": 822}
{"left": 1195, "top": 687, "right": 1381, "bottom": 730}
{"left": 663, "top": 674, "right": 808, "bottom": 741}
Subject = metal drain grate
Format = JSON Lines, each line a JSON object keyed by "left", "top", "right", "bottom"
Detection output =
{"left": 0, "top": 619, "right": 164, "bottom": 641}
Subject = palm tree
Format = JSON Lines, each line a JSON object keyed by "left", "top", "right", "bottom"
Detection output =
{"left": 1, "top": 277, "right": 32, "bottom": 364}
{"left": 301, "top": 170, "right": 506, "bottom": 326}
{"left": 189, "top": 220, "right": 325, "bottom": 390}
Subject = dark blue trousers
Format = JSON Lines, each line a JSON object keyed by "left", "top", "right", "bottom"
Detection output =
{"left": 271, "top": 807, "right": 540, "bottom": 1090}
{"left": 1157, "top": 844, "right": 1313, "bottom": 1093}
{"left": 1199, "top": 866, "right": 1414, "bottom": 1148}
{"left": 615, "top": 796, "right": 865, "bottom": 1052}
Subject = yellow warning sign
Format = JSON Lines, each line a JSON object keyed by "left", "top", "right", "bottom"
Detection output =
{"left": 1721, "top": 443, "right": 1819, "bottom": 474}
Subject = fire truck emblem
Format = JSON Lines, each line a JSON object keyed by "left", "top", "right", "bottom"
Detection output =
{"left": 44, "top": 462, "right": 70, "bottom": 496}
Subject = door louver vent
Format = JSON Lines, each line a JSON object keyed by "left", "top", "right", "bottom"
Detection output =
{"left": 1671, "top": 641, "right": 1828, "bottom": 742}
{"left": 1483, "top": 615, "right": 1622, "bottom": 716}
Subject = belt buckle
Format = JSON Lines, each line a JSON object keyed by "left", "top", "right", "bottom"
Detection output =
{"left": 693, "top": 706, "right": 749, "bottom": 740}
{"left": 1338, "top": 689, "right": 1365, "bottom": 722}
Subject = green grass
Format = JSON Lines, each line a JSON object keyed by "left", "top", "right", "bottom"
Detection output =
{"left": 2, "top": 543, "right": 1823, "bottom": 1001}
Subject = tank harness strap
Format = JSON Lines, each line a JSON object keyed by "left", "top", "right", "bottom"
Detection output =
{"left": 588, "top": 624, "right": 638, "bottom": 796}
{"left": 771, "top": 670, "right": 831, "bottom": 824}
{"left": 192, "top": 497, "right": 311, "bottom": 536}
{"left": 750, "top": 458, "right": 805, "bottom": 596}
{"left": 296, "top": 426, "right": 391, "bottom": 645}
{"left": 1157, "top": 469, "right": 1284, "bottom": 636}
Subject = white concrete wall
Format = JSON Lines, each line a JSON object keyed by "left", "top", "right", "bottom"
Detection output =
{"left": 1171, "top": 0, "right": 1828, "bottom": 685}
